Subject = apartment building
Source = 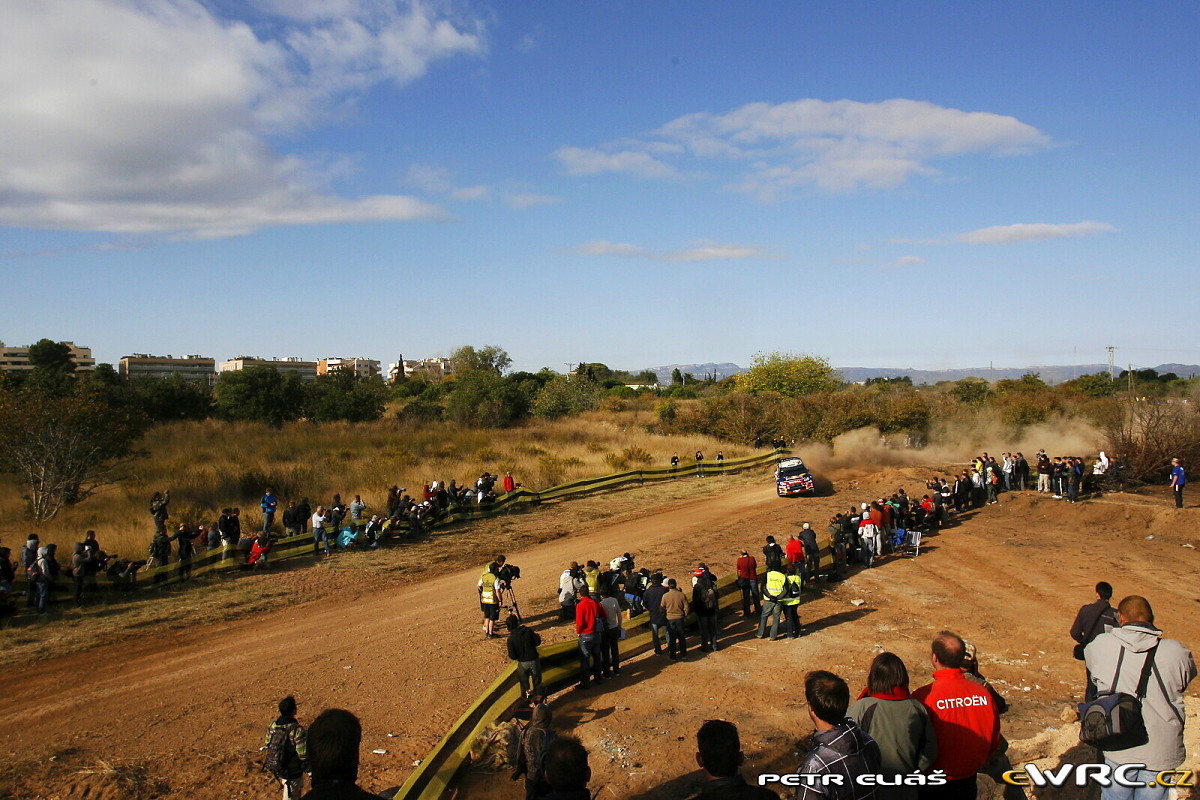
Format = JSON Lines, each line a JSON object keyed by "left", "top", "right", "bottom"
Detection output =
{"left": 218, "top": 356, "right": 318, "bottom": 381}
{"left": 119, "top": 354, "right": 216, "bottom": 385}
{"left": 386, "top": 356, "right": 455, "bottom": 383}
{"left": 0, "top": 340, "right": 95, "bottom": 372}
{"left": 317, "top": 357, "right": 382, "bottom": 378}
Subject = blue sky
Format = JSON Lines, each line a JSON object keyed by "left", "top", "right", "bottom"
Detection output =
{"left": 2, "top": 1, "right": 1197, "bottom": 374}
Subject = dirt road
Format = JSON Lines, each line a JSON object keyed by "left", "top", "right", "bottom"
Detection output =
{"left": 2, "top": 465, "right": 1198, "bottom": 799}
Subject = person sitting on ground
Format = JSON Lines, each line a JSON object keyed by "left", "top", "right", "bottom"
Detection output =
{"left": 511, "top": 699, "right": 553, "bottom": 800}
{"left": 249, "top": 530, "right": 275, "bottom": 569}
{"left": 363, "top": 515, "right": 383, "bottom": 548}
{"left": 539, "top": 734, "right": 592, "bottom": 800}
{"left": 300, "top": 708, "right": 378, "bottom": 799}
{"left": 795, "top": 670, "right": 881, "bottom": 800}
{"left": 264, "top": 695, "right": 308, "bottom": 800}
{"left": 847, "top": 652, "right": 937, "bottom": 800}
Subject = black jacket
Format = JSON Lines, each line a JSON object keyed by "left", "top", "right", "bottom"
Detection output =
{"left": 1071, "top": 598, "right": 1118, "bottom": 645}
{"left": 507, "top": 625, "right": 542, "bottom": 662}
{"left": 643, "top": 584, "right": 669, "bottom": 625}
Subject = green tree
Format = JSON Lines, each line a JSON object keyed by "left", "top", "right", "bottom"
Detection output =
{"left": 26, "top": 339, "right": 76, "bottom": 372}
{"left": 444, "top": 371, "right": 531, "bottom": 427}
{"left": 304, "top": 369, "right": 388, "bottom": 423}
{"left": 215, "top": 366, "right": 305, "bottom": 426}
{"left": 633, "top": 370, "right": 658, "bottom": 385}
{"left": 671, "top": 368, "right": 684, "bottom": 386}
{"left": 532, "top": 374, "right": 601, "bottom": 418}
{"left": 950, "top": 377, "right": 990, "bottom": 405}
{"left": 450, "top": 345, "right": 512, "bottom": 376}
{"left": 734, "top": 352, "right": 840, "bottom": 397}
{"left": 0, "top": 383, "right": 149, "bottom": 522}
{"left": 132, "top": 374, "right": 214, "bottom": 422}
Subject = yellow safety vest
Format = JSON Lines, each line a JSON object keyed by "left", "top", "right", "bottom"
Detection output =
{"left": 480, "top": 572, "right": 498, "bottom": 605}
{"left": 781, "top": 574, "right": 803, "bottom": 606}
{"left": 584, "top": 568, "right": 599, "bottom": 592}
{"left": 764, "top": 570, "right": 787, "bottom": 601}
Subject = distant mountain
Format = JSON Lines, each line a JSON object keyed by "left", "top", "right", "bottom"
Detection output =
{"left": 644, "top": 362, "right": 744, "bottom": 383}
{"left": 639, "top": 362, "right": 1200, "bottom": 386}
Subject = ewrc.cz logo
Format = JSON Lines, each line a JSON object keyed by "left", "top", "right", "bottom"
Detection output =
{"left": 760, "top": 771, "right": 948, "bottom": 788}
{"left": 1002, "top": 765, "right": 1196, "bottom": 788}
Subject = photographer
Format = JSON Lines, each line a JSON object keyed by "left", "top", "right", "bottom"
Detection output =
{"left": 479, "top": 556, "right": 505, "bottom": 639}
{"left": 559, "top": 562, "right": 585, "bottom": 621}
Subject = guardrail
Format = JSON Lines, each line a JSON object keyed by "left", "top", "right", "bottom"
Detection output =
{"left": 10, "top": 449, "right": 791, "bottom": 600}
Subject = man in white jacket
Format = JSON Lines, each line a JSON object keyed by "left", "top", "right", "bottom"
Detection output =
{"left": 1084, "top": 595, "right": 1196, "bottom": 800}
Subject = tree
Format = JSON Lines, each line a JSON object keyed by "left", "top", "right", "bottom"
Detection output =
{"left": 215, "top": 366, "right": 305, "bottom": 426}
{"left": 0, "top": 384, "right": 149, "bottom": 522}
{"left": 26, "top": 339, "right": 76, "bottom": 372}
{"left": 1066, "top": 372, "right": 1117, "bottom": 398}
{"left": 303, "top": 369, "right": 388, "bottom": 423}
{"left": 450, "top": 345, "right": 511, "bottom": 376}
{"left": 444, "top": 371, "right": 530, "bottom": 427}
{"left": 950, "top": 377, "right": 990, "bottom": 405}
{"left": 532, "top": 375, "right": 601, "bottom": 418}
{"left": 734, "top": 352, "right": 840, "bottom": 397}
{"left": 131, "top": 374, "right": 213, "bottom": 422}
{"left": 633, "top": 370, "right": 658, "bottom": 385}
{"left": 671, "top": 368, "right": 684, "bottom": 386}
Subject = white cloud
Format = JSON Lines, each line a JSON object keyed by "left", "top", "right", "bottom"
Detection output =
{"left": 553, "top": 147, "right": 678, "bottom": 178}
{"left": 406, "top": 164, "right": 490, "bottom": 201}
{"left": 568, "top": 239, "right": 783, "bottom": 262}
{"left": 894, "top": 255, "right": 925, "bottom": 266}
{"left": 558, "top": 98, "right": 1050, "bottom": 195}
{"left": 504, "top": 192, "right": 562, "bottom": 209}
{"left": 0, "top": 0, "right": 485, "bottom": 238}
{"left": 954, "top": 221, "right": 1117, "bottom": 245}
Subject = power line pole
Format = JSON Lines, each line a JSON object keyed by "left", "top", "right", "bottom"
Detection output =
{"left": 1106, "top": 345, "right": 1115, "bottom": 380}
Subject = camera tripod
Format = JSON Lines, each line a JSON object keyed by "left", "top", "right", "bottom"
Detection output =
{"left": 497, "top": 581, "right": 522, "bottom": 623}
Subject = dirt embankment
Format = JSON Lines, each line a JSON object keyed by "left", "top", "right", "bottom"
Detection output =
{"left": 1, "top": 464, "right": 1197, "bottom": 799}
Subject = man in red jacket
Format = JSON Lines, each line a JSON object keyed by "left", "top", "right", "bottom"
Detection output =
{"left": 785, "top": 534, "right": 803, "bottom": 567}
{"left": 912, "top": 631, "right": 1001, "bottom": 800}
{"left": 575, "top": 588, "right": 604, "bottom": 690}
{"left": 735, "top": 549, "right": 761, "bottom": 617}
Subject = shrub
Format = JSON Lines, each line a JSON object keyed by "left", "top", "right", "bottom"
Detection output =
{"left": 622, "top": 445, "right": 653, "bottom": 465}
{"left": 604, "top": 453, "right": 628, "bottom": 471}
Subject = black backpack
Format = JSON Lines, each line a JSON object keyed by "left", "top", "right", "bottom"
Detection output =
{"left": 264, "top": 723, "right": 298, "bottom": 777}
{"left": 764, "top": 545, "right": 782, "bottom": 571}
{"left": 1078, "top": 645, "right": 1160, "bottom": 751}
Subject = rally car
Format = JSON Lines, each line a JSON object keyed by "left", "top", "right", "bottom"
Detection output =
{"left": 775, "top": 456, "right": 816, "bottom": 497}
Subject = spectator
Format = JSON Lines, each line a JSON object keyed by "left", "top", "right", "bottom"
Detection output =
{"left": 219, "top": 508, "right": 238, "bottom": 560}
{"left": 736, "top": 549, "right": 761, "bottom": 618}
{"left": 688, "top": 719, "right": 780, "bottom": 799}
{"left": 297, "top": 497, "right": 312, "bottom": 534}
{"left": 1169, "top": 458, "right": 1185, "bottom": 508}
{"left": 261, "top": 487, "right": 278, "bottom": 533}
{"left": 599, "top": 583, "right": 623, "bottom": 676}
{"left": 715, "top": 450, "right": 725, "bottom": 468}
{"left": 0, "top": 546, "right": 14, "bottom": 599}
{"left": 363, "top": 516, "right": 382, "bottom": 548}
{"left": 912, "top": 632, "right": 1001, "bottom": 800}
{"left": 171, "top": 523, "right": 199, "bottom": 578}
{"left": 512, "top": 700, "right": 553, "bottom": 800}
{"left": 206, "top": 521, "right": 221, "bottom": 552}
{"left": 328, "top": 494, "right": 346, "bottom": 537}
{"left": 762, "top": 536, "right": 784, "bottom": 572}
{"left": 264, "top": 695, "right": 308, "bottom": 800}
{"left": 149, "top": 490, "right": 170, "bottom": 533}
{"left": 1084, "top": 595, "right": 1196, "bottom": 800}
{"left": 71, "top": 542, "right": 94, "bottom": 604}
{"left": 301, "top": 708, "right": 377, "bottom": 799}
{"left": 558, "top": 562, "right": 583, "bottom": 621}
{"left": 780, "top": 563, "right": 803, "bottom": 639}
{"left": 20, "top": 534, "right": 39, "bottom": 608}
{"left": 692, "top": 567, "right": 719, "bottom": 652}
{"left": 575, "top": 588, "right": 604, "bottom": 689}
{"left": 348, "top": 495, "right": 367, "bottom": 535}
{"left": 794, "top": 670, "right": 881, "bottom": 800}
{"left": 506, "top": 614, "right": 543, "bottom": 700}
{"left": 282, "top": 501, "right": 302, "bottom": 537}
{"left": 696, "top": 450, "right": 705, "bottom": 476}
{"left": 662, "top": 578, "right": 689, "bottom": 660}
{"left": 798, "top": 523, "right": 820, "bottom": 587}
{"left": 541, "top": 735, "right": 592, "bottom": 800}
{"left": 148, "top": 528, "right": 172, "bottom": 569}
{"left": 502, "top": 472, "right": 517, "bottom": 493}
{"left": 643, "top": 572, "right": 669, "bottom": 656}
{"left": 1070, "top": 581, "right": 1119, "bottom": 701}
{"left": 757, "top": 561, "right": 787, "bottom": 642}
{"left": 785, "top": 533, "right": 803, "bottom": 567}
{"left": 311, "top": 506, "right": 331, "bottom": 556}
{"left": 249, "top": 530, "right": 274, "bottom": 568}
{"left": 81, "top": 530, "right": 101, "bottom": 568}
{"left": 847, "top": 653, "right": 937, "bottom": 800}
{"left": 30, "top": 544, "right": 59, "bottom": 615}
{"left": 671, "top": 453, "right": 680, "bottom": 470}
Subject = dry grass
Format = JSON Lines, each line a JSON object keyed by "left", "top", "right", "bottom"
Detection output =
{"left": 0, "top": 411, "right": 741, "bottom": 573}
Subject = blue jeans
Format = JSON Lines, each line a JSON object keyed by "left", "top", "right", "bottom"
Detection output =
{"left": 758, "top": 600, "right": 783, "bottom": 638}
{"left": 36, "top": 580, "right": 50, "bottom": 613}
{"left": 578, "top": 633, "right": 602, "bottom": 684}
{"left": 697, "top": 614, "right": 717, "bottom": 650}
{"left": 1100, "top": 760, "right": 1169, "bottom": 800}
{"left": 313, "top": 528, "right": 329, "bottom": 554}
{"left": 649, "top": 621, "right": 666, "bottom": 654}
{"left": 263, "top": 511, "right": 275, "bottom": 532}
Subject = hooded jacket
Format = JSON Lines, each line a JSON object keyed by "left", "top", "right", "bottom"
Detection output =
{"left": 848, "top": 690, "right": 937, "bottom": 800}
{"left": 1084, "top": 622, "right": 1196, "bottom": 770}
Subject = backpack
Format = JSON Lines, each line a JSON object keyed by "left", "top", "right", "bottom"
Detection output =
{"left": 1078, "top": 645, "right": 1159, "bottom": 751}
{"left": 784, "top": 577, "right": 802, "bottom": 599}
{"left": 764, "top": 546, "right": 782, "bottom": 571}
{"left": 264, "top": 723, "right": 298, "bottom": 777}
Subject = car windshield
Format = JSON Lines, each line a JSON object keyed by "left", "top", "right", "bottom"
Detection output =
{"left": 778, "top": 462, "right": 808, "bottom": 479}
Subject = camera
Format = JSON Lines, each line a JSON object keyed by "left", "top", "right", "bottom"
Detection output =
{"left": 498, "top": 563, "right": 520, "bottom": 583}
